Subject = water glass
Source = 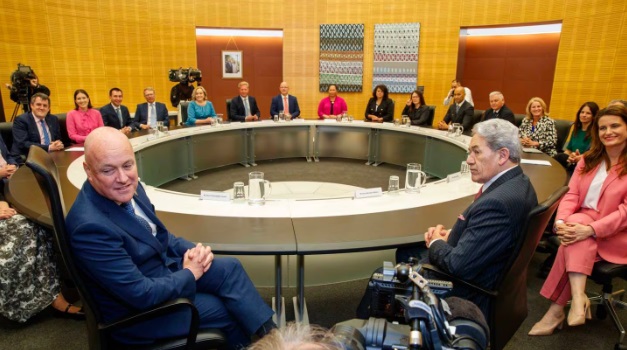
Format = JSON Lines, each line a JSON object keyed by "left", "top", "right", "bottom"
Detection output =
{"left": 161, "top": 126, "right": 169, "bottom": 135}
{"left": 447, "top": 124, "right": 455, "bottom": 137}
{"left": 394, "top": 119, "right": 400, "bottom": 126}
{"left": 388, "top": 175, "right": 400, "bottom": 194}
{"left": 248, "top": 171, "right": 272, "bottom": 206}
{"left": 216, "top": 114, "right": 224, "bottom": 125}
{"left": 285, "top": 114, "right": 292, "bottom": 121}
{"left": 233, "top": 182, "right": 246, "bottom": 202}
{"left": 460, "top": 161, "right": 470, "bottom": 174}
{"left": 401, "top": 115, "right": 409, "bottom": 127}
{"left": 405, "top": 163, "right": 427, "bottom": 193}
{"left": 453, "top": 123, "right": 464, "bottom": 137}
{"left": 273, "top": 115, "right": 279, "bottom": 122}
{"left": 336, "top": 115, "right": 342, "bottom": 122}
{"left": 279, "top": 111, "right": 285, "bottom": 121}
{"left": 157, "top": 121, "right": 164, "bottom": 132}
{"left": 348, "top": 115, "right": 354, "bottom": 122}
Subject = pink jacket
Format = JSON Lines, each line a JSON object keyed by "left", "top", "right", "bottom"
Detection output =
{"left": 558, "top": 159, "right": 627, "bottom": 264}
{"left": 317, "top": 96, "right": 348, "bottom": 119}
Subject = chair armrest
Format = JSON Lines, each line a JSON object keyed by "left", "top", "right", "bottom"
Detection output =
{"left": 421, "top": 264, "right": 498, "bottom": 298}
{"left": 100, "top": 298, "right": 199, "bottom": 347}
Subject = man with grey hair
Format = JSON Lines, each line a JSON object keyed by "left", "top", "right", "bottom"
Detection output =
{"left": 482, "top": 91, "right": 515, "bottom": 124}
{"left": 396, "top": 119, "right": 538, "bottom": 321}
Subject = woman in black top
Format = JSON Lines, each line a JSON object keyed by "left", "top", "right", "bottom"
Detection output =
{"left": 365, "top": 84, "right": 394, "bottom": 123}
{"left": 402, "top": 90, "right": 431, "bottom": 126}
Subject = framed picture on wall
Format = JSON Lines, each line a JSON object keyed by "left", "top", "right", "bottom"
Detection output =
{"left": 222, "top": 50, "right": 243, "bottom": 79}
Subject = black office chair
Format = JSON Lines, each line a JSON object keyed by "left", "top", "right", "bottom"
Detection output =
{"left": 514, "top": 114, "right": 525, "bottom": 127}
{"left": 178, "top": 101, "right": 190, "bottom": 125}
{"left": 470, "top": 109, "right": 484, "bottom": 132}
{"left": 226, "top": 99, "right": 232, "bottom": 121}
{"left": 425, "top": 105, "right": 436, "bottom": 127}
{"left": 25, "top": 146, "right": 227, "bottom": 350}
{"left": 554, "top": 119, "right": 574, "bottom": 152}
{"left": 589, "top": 262, "right": 627, "bottom": 349}
{"left": 424, "top": 186, "right": 569, "bottom": 350}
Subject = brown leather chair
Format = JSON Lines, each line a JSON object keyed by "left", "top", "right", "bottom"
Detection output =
{"left": 424, "top": 185, "right": 569, "bottom": 350}
{"left": 25, "top": 146, "right": 226, "bottom": 350}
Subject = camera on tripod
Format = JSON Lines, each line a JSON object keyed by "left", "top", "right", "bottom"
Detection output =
{"left": 9, "top": 63, "right": 35, "bottom": 106}
{"left": 168, "top": 67, "right": 202, "bottom": 84}
{"left": 334, "top": 262, "right": 488, "bottom": 350}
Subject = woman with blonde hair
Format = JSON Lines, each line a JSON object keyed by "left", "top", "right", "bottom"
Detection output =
{"left": 519, "top": 97, "right": 558, "bottom": 156}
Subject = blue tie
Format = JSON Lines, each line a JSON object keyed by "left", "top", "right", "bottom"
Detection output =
{"left": 122, "top": 201, "right": 153, "bottom": 235}
{"left": 40, "top": 120, "right": 50, "bottom": 145}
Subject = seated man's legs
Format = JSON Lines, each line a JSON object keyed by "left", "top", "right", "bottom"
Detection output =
{"left": 196, "top": 257, "right": 274, "bottom": 337}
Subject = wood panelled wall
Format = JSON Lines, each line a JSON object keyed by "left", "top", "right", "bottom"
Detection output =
{"left": 1, "top": 0, "right": 626, "bottom": 123}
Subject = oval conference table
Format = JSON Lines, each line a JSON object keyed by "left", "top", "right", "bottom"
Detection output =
{"left": 6, "top": 119, "right": 568, "bottom": 325}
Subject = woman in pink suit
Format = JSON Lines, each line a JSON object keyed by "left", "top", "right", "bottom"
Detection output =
{"left": 529, "top": 105, "right": 627, "bottom": 335}
{"left": 317, "top": 84, "right": 348, "bottom": 119}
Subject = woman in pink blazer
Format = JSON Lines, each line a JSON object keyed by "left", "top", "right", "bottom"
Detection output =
{"left": 529, "top": 105, "right": 627, "bottom": 336}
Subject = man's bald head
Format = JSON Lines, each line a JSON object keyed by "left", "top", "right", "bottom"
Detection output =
{"left": 453, "top": 86, "right": 466, "bottom": 104}
{"left": 83, "top": 127, "right": 138, "bottom": 205}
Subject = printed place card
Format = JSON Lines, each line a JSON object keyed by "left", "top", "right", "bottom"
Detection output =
{"left": 354, "top": 187, "right": 383, "bottom": 199}
{"left": 200, "top": 190, "right": 231, "bottom": 201}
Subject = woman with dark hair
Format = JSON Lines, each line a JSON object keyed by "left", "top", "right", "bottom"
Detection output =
{"left": 364, "top": 84, "right": 394, "bottom": 123}
{"left": 519, "top": 97, "right": 558, "bottom": 156}
{"left": 554, "top": 102, "right": 599, "bottom": 171}
{"left": 318, "top": 84, "right": 348, "bottom": 119}
{"left": 529, "top": 105, "right": 627, "bottom": 335}
{"left": 402, "top": 90, "right": 431, "bottom": 126}
{"left": 66, "top": 89, "right": 103, "bottom": 144}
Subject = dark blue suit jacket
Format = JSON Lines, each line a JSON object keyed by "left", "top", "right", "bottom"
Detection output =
{"left": 67, "top": 182, "right": 196, "bottom": 333}
{"left": 270, "top": 94, "right": 301, "bottom": 118}
{"left": 0, "top": 134, "right": 18, "bottom": 166}
{"left": 134, "top": 102, "right": 169, "bottom": 127}
{"left": 483, "top": 104, "right": 515, "bottom": 125}
{"left": 229, "top": 96, "right": 261, "bottom": 122}
{"left": 11, "top": 112, "right": 62, "bottom": 157}
{"left": 100, "top": 104, "right": 136, "bottom": 130}
{"left": 443, "top": 100, "right": 474, "bottom": 132}
{"left": 428, "top": 166, "right": 537, "bottom": 319}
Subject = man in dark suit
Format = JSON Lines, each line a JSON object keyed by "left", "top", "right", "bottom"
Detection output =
{"left": 230, "top": 81, "right": 260, "bottom": 122}
{"left": 270, "top": 82, "right": 301, "bottom": 118}
{"left": 482, "top": 91, "right": 515, "bottom": 124}
{"left": 438, "top": 86, "right": 474, "bottom": 132}
{"left": 134, "top": 87, "right": 169, "bottom": 129}
{"left": 100, "top": 87, "right": 135, "bottom": 135}
{"left": 396, "top": 119, "right": 538, "bottom": 320}
{"left": 66, "top": 127, "right": 275, "bottom": 347}
{"left": 11, "top": 92, "right": 64, "bottom": 158}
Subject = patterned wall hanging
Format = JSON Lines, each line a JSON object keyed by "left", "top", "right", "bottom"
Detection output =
{"left": 372, "top": 23, "right": 420, "bottom": 94}
{"left": 319, "top": 24, "right": 364, "bottom": 92}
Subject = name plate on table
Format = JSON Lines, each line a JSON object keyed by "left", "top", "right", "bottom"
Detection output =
{"left": 446, "top": 172, "right": 462, "bottom": 183}
{"left": 354, "top": 187, "right": 383, "bottom": 199}
{"left": 200, "top": 190, "right": 231, "bottom": 202}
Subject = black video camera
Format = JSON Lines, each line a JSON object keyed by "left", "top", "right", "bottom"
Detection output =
{"left": 337, "top": 263, "right": 488, "bottom": 350}
{"left": 168, "top": 67, "right": 202, "bottom": 84}
{"left": 10, "top": 63, "right": 35, "bottom": 104}
{"left": 368, "top": 261, "right": 453, "bottom": 322}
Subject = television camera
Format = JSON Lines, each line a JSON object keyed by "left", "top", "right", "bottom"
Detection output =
{"left": 8, "top": 63, "right": 36, "bottom": 116}
{"left": 168, "top": 67, "right": 202, "bottom": 84}
{"left": 333, "top": 263, "right": 488, "bottom": 350}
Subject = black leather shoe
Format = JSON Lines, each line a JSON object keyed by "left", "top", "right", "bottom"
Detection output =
{"left": 52, "top": 303, "right": 85, "bottom": 320}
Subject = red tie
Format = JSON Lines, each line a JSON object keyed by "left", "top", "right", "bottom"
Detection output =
{"left": 284, "top": 96, "right": 289, "bottom": 113}
{"left": 474, "top": 186, "right": 483, "bottom": 200}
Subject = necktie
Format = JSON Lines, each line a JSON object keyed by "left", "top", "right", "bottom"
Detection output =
{"left": 474, "top": 186, "right": 484, "bottom": 200}
{"left": 40, "top": 120, "right": 50, "bottom": 145}
{"left": 244, "top": 98, "right": 251, "bottom": 117}
{"left": 283, "top": 96, "right": 289, "bottom": 113}
{"left": 149, "top": 104, "right": 157, "bottom": 128}
{"left": 116, "top": 108, "right": 123, "bottom": 127}
{"left": 456, "top": 104, "right": 460, "bottom": 114}
{"left": 494, "top": 110, "right": 499, "bottom": 118}
{"left": 121, "top": 201, "right": 153, "bottom": 235}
